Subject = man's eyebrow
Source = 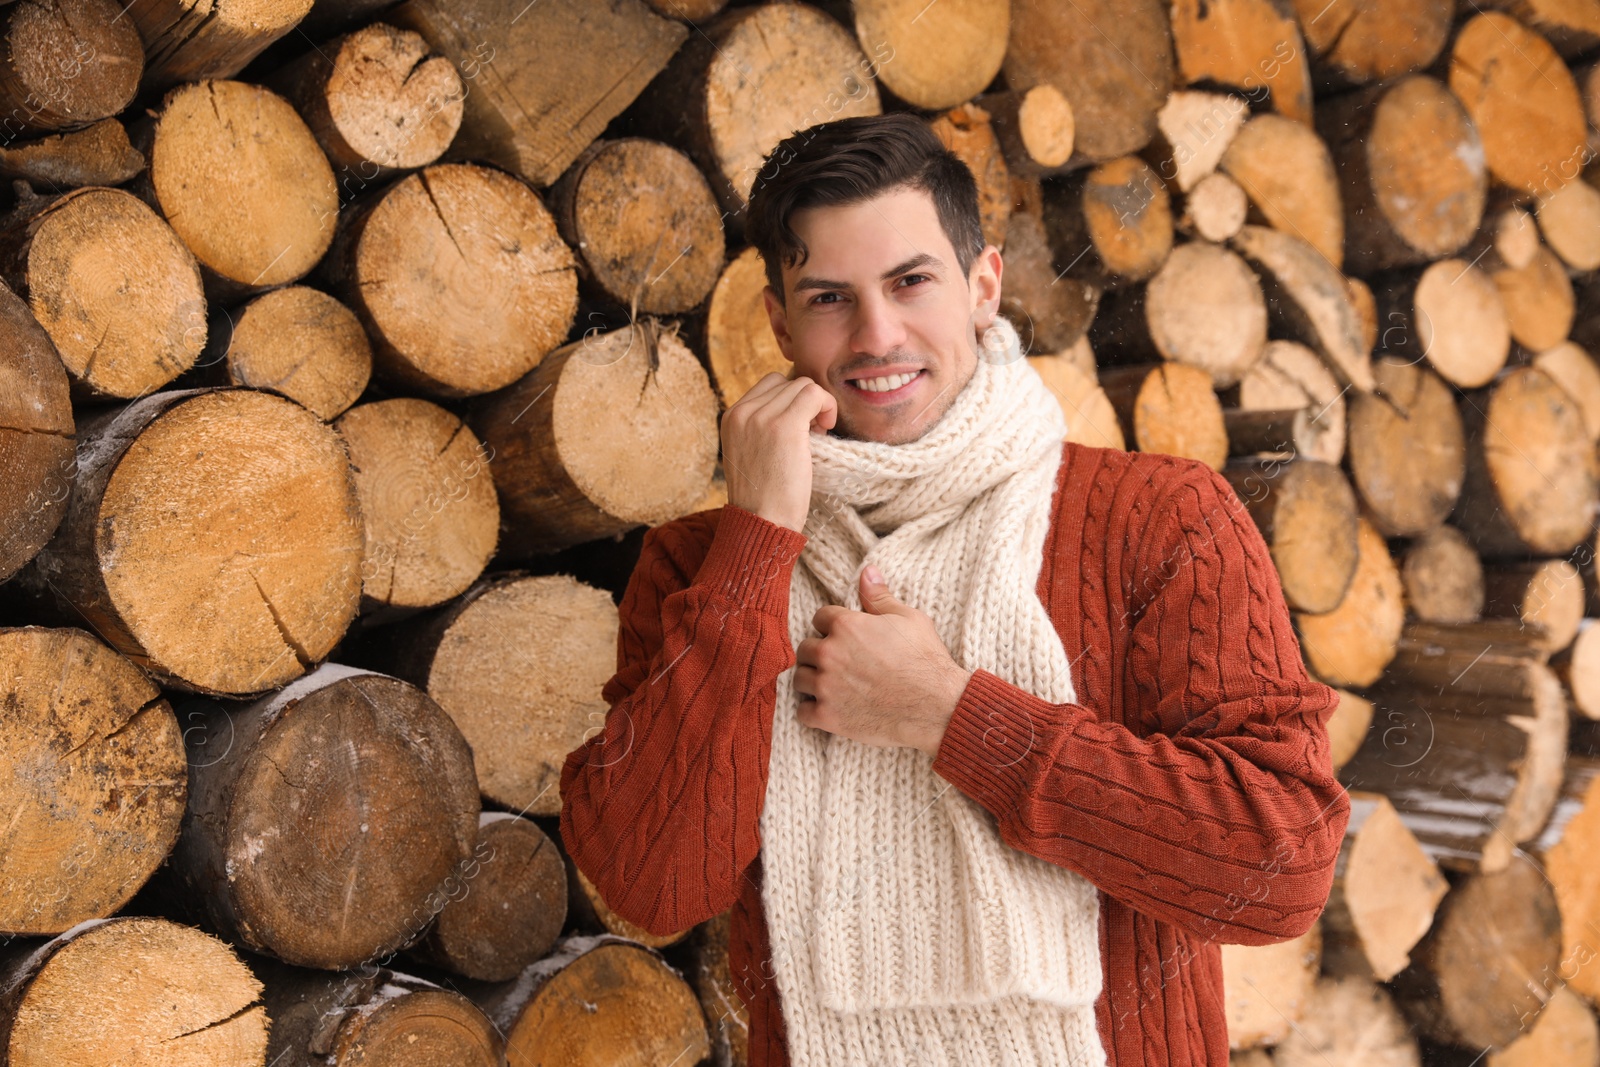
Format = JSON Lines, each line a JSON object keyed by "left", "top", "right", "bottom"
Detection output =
{"left": 792, "top": 252, "right": 944, "bottom": 293}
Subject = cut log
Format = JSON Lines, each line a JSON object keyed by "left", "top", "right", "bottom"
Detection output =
{"left": 0, "top": 280, "right": 72, "bottom": 584}
{"left": 1553, "top": 620, "right": 1600, "bottom": 719}
{"left": 1181, "top": 172, "right": 1249, "bottom": 243}
{"left": 0, "top": 0, "right": 142, "bottom": 134}
{"left": 1380, "top": 617, "right": 1555, "bottom": 683}
{"left": 471, "top": 935, "right": 710, "bottom": 1067}
{"left": 1289, "top": 0, "right": 1452, "bottom": 87}
{"left": 1293, "top": 516, "right": 1404, "bottom": 686}
{"left": 321, "top": 161, "right": 579, "bottom": 398}
{"left": 614, "top": 1, "right": 876, "bottom": 214}
{"left": 1221, "top": 458, "right": 1359, "bottom": 614}
{"left": 407, "top": 814, "right": 567, "bottom": 982}
{"left": 1496, "top": 247, "right": 1576, "bottom": 352}
{"left": 132, "top": 79, "right": 337, "bottom": 303}
{"left": 1400, "top": 525, "right": 1484, "bottom": 624}
{"left": 566, "top": 861, "right": 690, "bottom": 950}
{"left": 24, "top": 388, "right": 363, "bottom": 697}
{"left": 1221, "top": 925, "right": 1320, "bottom": 1049}
{"left": 254, "top": 960, "right": 502, "bottom": 1067}
{"left": 0, "top": 186, "right": 206, "bottom": 400}
{"left": 998, "top": 207, "right": 1101, "bottom": 355}
{"left": 1455, "top": 365, "right": 1600, "bottom": 557}
{"left": 1321, "top": 791, "right": 1447, "bottom": 982}
{"left": 207, "top": 286, "right": 371, "bottom": 421}
{"left": 1028, "top": 355, "right": 1126, "bottom": 452}
{"left": 1089, "top": 240, "right": 1266, "bottom": 387}
{"left": 1170, "top": 0, "right": 1312, "bottom": 124}
{"left": 169, "top": 665, "right": 480, "bottom": 969}
{"left": 125, "top": 0, "right": 313, "bottom": 88}
{"left": 978, "top": 84, "right": 1075, "bottom": 178}
{"left": 1372, "top": 259, "right": 1510, "bottom": 389}
{"left": 1319, "top": 74, "right": 1487, "bottom": 272}
{"left": 1230, "top": 225, "right": 1374, "bottom": 392}
{"left": 372, "top": 573, "right": 618, "bottom": 816}
{"left": 645, "top": 0, "right": 729, "bottom": 19}
{"left": 1488, "top": 985, "right": 1600, "bottom": 1067}
{"left": 1326, "top": 684, "right": 1375, "bottom": 771}
{"left": 1389, "top": 854, "right": 1562, "bottom": 1047}
{"left": 1270, "top": 975, "right": 1421, "bottom": 1067}
{"left": 1041, "top": 155, "right": 1174, "bottom": 289}
{"left": 333, "top": 398, "right": 499, "bottom": 615}
{"left": 1234, "top": 339, "right": 1346, "bottom": 465}
{"left": 682, "top": 912, "right": 750, "bottom": 1067}
{"left": 265, "top": 22, "right": 464, "bottom": 181}
{"left": 849, "top": 0, "right": 1008, "bottom": 111}
{"left": 1474, "top": 0, "right": 1600, "bottom": 57}
{"left": 1096, "top": 362, "right": 1226, "bottom": 470}
{"left": 1224, "top": 407, "right": 1314, "bottom": 458}
{"left": 0, "top": 119, "right": 144, "bottom": 188}
{"left": 1003, "top": 0, "right": 1173, "bottom": 162}
{"left": 1533, "top": 342, "right": 1600, "bottom": 441}
{"left": 1341, "top": 660, "right": 1567, "bottom": 873}
{"left": 548, "top": 138, "right": 724, "bottom": 315}
{"left": 1220, "top": 114, "right": 1343, "bottom": 269}
{"left": 1347, "top": 275, "right": 1378, "bottom": 357}
{"left": 1448, "top": 12, "right": 1588, "bottom": 197}
{"left": 468, "top": 320, "right": 719, "bottom": 556}
{"left": 1149, "top": 90, "right": 1248, "bottom": 194}
{"left": 1343, "top": 355, "right": 1466, "bottom": 537}
{"left": 929, "top": 102, "right": 1012, "bottom": 249}
{"left": 705, "top": 246, "right": 788, "bottom": 409}
{"left": 0, "top": 917, "right": 268, "bottom": 1065}
{"left": 1482, "top": 559, "right": 1585, "bottom": 652}
{"left": 1527, "top": 756, "right": 1600, "bottom": 1008}
{"left": 0, "top": 627, "right": 185, "bottom": 936}
{"left": 1538, "top": 175, "right": 1600, "bottom": 270}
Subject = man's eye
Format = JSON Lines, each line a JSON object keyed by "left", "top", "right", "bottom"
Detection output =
{"left": 901, "top": 274, "right": 931, "bottom": 287}
{"left": 811, "top": 292, "right": 841, "bottom": 306}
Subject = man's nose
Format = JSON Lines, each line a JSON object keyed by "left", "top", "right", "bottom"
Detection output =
{"left": 850, "top": 292, "right": 908, "bottom": 358}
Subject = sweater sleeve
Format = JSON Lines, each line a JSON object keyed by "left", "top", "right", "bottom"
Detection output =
{"left": 558, "top": 504, "right": 808, "bottom": 938}
{"left": 929, "top": 462, "right": 1351, "bottom": 946}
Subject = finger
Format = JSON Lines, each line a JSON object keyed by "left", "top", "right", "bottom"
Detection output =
{"left": 793, "top": 664, "right": 818, "bottom": 697}
{"left": 812, "top": 605, "right": 845, "bottom": 636}
{"left": 795, "top": 636, "right": 822, "bottom": 667}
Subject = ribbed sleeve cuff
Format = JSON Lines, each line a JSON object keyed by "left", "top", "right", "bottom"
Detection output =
{"left": 694, "top": 504, "right": 808, "bottom": 617}
{"left": 932, "top": 668, "right": 1052, "bottom": 811}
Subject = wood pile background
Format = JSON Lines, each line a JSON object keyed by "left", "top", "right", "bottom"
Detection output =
{"left": 7, "top": 0, "right": 1600, "bottom": 1063}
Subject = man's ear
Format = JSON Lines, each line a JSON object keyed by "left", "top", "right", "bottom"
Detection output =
{"left": 970, "top": 245, "right": 1003, "bottom": 329}
{"left": 762, "top": 284, "right": 795, "bottom": 363}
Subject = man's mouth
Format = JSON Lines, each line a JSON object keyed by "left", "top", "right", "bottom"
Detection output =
{"left": 844, "top": 368, "right": 926, "bottom": 400}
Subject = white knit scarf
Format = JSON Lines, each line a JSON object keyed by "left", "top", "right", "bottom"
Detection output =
{"left": 758, "top": 315, "right": 1108, "bottom": 1066}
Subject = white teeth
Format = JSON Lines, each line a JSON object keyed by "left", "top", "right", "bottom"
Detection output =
{"left": 852, "top": 371, "right": 918, "bottom": 393}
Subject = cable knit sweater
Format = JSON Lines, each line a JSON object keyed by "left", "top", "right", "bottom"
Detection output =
{"left": 559, "top": 440, "right": 1351, "bottom": 1067}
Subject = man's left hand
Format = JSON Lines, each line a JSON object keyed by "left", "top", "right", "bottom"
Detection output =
{"left": 793, "top": 565, "right": 973, "bottom": 757}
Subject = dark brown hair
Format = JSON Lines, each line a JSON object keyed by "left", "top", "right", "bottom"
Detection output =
{"left": 742, "top": 113, "right": 985, "bottom": 305}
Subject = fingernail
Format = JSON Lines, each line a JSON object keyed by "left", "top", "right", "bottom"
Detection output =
{"left": 864, "top": 565, "right": 883, "bottom": 585}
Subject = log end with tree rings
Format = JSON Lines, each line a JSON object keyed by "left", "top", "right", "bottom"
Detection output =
{"left": 399, "top": 573, "right": 619, "bottom": 816}
{"left": 1223, "top": 458, "right": 1359, "bottom": 614}
{"left": 470, "top": 321, "right": 720, "bottom": 556}
{"left": 330, "top": 162, "right": 578, "bottom": 398}
{"left": 1456, "top": 365, "right": 1600, "bottom": 557}
{"left": 1221, "top": 113, "right": 1344, "bottom": 270}
{"left": 1537, "top": 174, "right": 1600, "bottom": 271}
{"left": 1289, "top": 0, "right": 1451, "bottom": 88}
{"left": 1003, "top": 0, "right": 1173, "bottom": 162}
{"left": 1482, "top": 559, "right": 1585, "bottom": 653}
{"left": 0, "top": 118, "right": 146, "bottom": 189}
{"left": 1401, "top": 524, "right": 1484, "bottom": 624}
{"left": 1221, "top": 925, "right": 1320, "bottom": 1049}
{"left": 1169, "top": 0, "right": 1313, "bottom": 124}
{"left": 1154, "top": 90, "right": 1248, "bottom": 194}
{"left": 334, "top": 398, "right": 498, "bottom": 614}
{"left": 473, "top": 936, "right": 711, "bottom": 1067}
{"left": 1496, "top": 247, "right": 1576, "bottom": 353}
{"left": 705, "top": 246, "right": 787, "bottom": 409}
{"left": 1182, "top": 172, "right": 1248, "bottom": 243}
{"left": 0, "top": 0, "right": 144, "bottom": 134}
{"left": 929, "top": 102, "right": 1012, "bottom": 249}
{"left": 1012, "top": 83, "right": 1076, "bottom": 171}
{"left": 31, "top": 388, "right": 364, "bottom": 697}
{"left": 1080, "top": 155, "right": 1174, "bottom": 285}
{"left": 218, "top": 286, "right": 372, "bottom": 421}
{"left": 0, "top": 627, "right": 187, "bottom": 936}
{"left": 171, "top": 667, "right": 481, "bottom": 970}
{"left": 6, "top": 186, "right": 207, "bottom": 400}
{"left": 1271, "top": 975, "right": 1420, "bottom": 1067}
{"left": 409, "top": 814, "right": 567, "bottom": 981}
{"left": 1028, "top": 355, "right": 1126, "bottom": 452}
{"left": 1293, "top": 516, "right": 1403, "bottom": 686}
{"left": 853, "top": 0, "right": 1009, "bottom": 112}
{"left": 1528, "top": 757, "right": 1600, "bottom": 1005}
{"left": 1097, "top": 362, "right": 1226, "bottom": 470}
{"left": 128, "top": 0, "right": 315, "bottom": 88}
{"left": 1449, "top": 12, "right": 1588, "bottom": 196}
{"left": 144, "top": 80, "right": 338, "bottom": 300}
{"left": 0, "top": 916, "right": 269, "bottom": 1066}
{"left": 0, "top": 281, "right": 72, "bottom": 583}
{"left": 551, "top": 138, "right": 724, "bottom": 314}
{"left": 1235, "top": 339, "right": 1346, "bottom": 466}
{"left": 1486, "top": 985, "right": 1600, "bottom": 1067}
{"left": 1406, "top": 258, "right": 1511, "bottom": 390}
{"left": 1143, "top": 240, "right": 1267, "bottom": 388}
{"left": 1553, "top": 620, "right": 1600, "bottom": 720}
{"left": 1345, "top": 356, "right": 1466, "bottom": 537}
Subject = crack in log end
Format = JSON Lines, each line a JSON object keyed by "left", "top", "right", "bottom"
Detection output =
{"left": 159, "top": 1000, "right": 264, "bottom": 1044}
{"left": 249, "top": 570, "right": 314, "bottom": 670}
{"left": 57, "top": 692, "right": 168, "bottom": 764}
{"left": 417, "top": 170, "right": 467, "bottom": 262}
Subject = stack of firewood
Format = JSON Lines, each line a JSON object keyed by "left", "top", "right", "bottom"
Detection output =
{"left": 7, "top": 0, "right": 1600, "bottom": 1063}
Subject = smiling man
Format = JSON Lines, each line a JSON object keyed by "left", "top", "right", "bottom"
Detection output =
{"left": 560, "top": 113, "right": 1349, "bottom": 1067}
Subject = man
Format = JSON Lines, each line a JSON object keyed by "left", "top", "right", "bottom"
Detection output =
{"left": 560, "top": 113, "right": 1349, "bottom": 1066}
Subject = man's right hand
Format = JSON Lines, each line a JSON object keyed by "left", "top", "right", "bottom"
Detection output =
{"left": 720, "top": 372, "right": 838, "bottom": 534}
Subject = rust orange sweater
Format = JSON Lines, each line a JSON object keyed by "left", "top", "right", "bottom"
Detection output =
{"left": 559, "top": 441, "right": 1351, "bottom": 1066}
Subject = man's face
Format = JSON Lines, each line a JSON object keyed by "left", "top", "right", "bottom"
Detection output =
{"left": 762, "top": 185, "right": 1003, "bottom": 445}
